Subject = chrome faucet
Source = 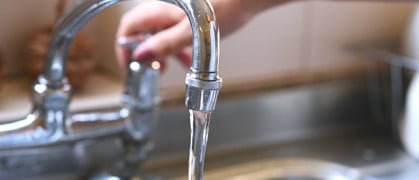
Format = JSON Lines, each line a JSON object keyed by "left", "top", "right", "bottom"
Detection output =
{"left": 0, "top": 0, "right": 221, "bottom": 179}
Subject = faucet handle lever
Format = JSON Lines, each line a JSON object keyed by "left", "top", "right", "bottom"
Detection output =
{"left": 119, "top": 35, "right": 161, "bottom": 110}
{"left": 124, "top": 61, "right": 160, "bottom": 110}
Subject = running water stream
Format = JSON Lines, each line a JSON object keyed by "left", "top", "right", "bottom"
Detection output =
{"left": 188, "top": 110, "right": 212, "bottom": 180}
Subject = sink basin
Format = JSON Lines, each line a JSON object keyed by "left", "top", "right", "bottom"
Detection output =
{"left": 142, "top": 131, "right": 418, "bottom": 180}
{"left": 138, "top": 78, "right": 419, "bottom": 180}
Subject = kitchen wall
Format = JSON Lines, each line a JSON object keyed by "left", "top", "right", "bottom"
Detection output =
{"left": 0, "top": 0, "right": 59, "bottom": 76}
{"left": 307, "top": 1, "right": 414, "bottom": 72}
{"left": 0, "top": 0, "right": 416, "bottom": 91}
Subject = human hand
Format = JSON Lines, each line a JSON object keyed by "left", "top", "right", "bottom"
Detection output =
{"left": 116, "top": 0, "right": 291, "bottom": 71}
{"left": 116, "top": 1, "right": 192, "bottom": 71}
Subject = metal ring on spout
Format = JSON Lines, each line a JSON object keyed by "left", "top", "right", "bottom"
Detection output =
{"left": 44, "top": 0, "right": 221, "bottom": 87}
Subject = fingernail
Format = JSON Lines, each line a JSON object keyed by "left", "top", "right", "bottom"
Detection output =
{"left": 118, "top": 35, "right": 145, "bottom": 50}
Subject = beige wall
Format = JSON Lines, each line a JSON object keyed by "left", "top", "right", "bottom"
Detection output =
{"left": 0, "top": 0, "right": 57, "bottom": 76}
{"left": 307, "top": 1, "right": 414, "bottom": 72}
{"left": 0, "top": 0, "right": 97, "bottom": 76}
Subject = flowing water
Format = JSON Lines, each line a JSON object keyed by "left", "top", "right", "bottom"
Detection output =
{"left": 188, "top": 110, "right": 212, "bottom": 180}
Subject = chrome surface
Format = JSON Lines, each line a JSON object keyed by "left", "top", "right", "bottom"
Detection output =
{"left": 0, "top": 60, "right": 160, "bottom": 179}
{"left": 0, "top": 0, "right": 220, "bottom": 178}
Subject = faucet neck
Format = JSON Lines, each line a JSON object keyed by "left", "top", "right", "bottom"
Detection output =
{"left": 45, "top": 0, "right": 121, "bottom": 87}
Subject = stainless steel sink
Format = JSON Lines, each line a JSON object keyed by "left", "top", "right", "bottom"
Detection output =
{"left": 141, "top": 131, "right": 418, "bottom": 180}
{"left": 137, "top": 78, "right": 419, "bottom": 180}
{"left": 195, "top": 136, "right": 418, "bottom": 180}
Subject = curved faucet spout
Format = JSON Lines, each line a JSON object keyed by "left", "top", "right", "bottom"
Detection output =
{"left": 44, "top": 0, "right": 222, "bottom": 112}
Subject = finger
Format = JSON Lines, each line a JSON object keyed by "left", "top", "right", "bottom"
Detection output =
{"left": 117, "top": 34, "right": 149, "bottom": 67}
{"left": 132, "top": 17, "right": 192, "bottom": 64}
{"left": 115, "top": 1, "right": 185, "bottom": 66}
{"left": 117, "top": 1, "right": 184, "bottom": 36}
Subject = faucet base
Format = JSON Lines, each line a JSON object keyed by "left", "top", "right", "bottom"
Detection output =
{"left": 0, "top": 126, "right": 152, "bottom": 179}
